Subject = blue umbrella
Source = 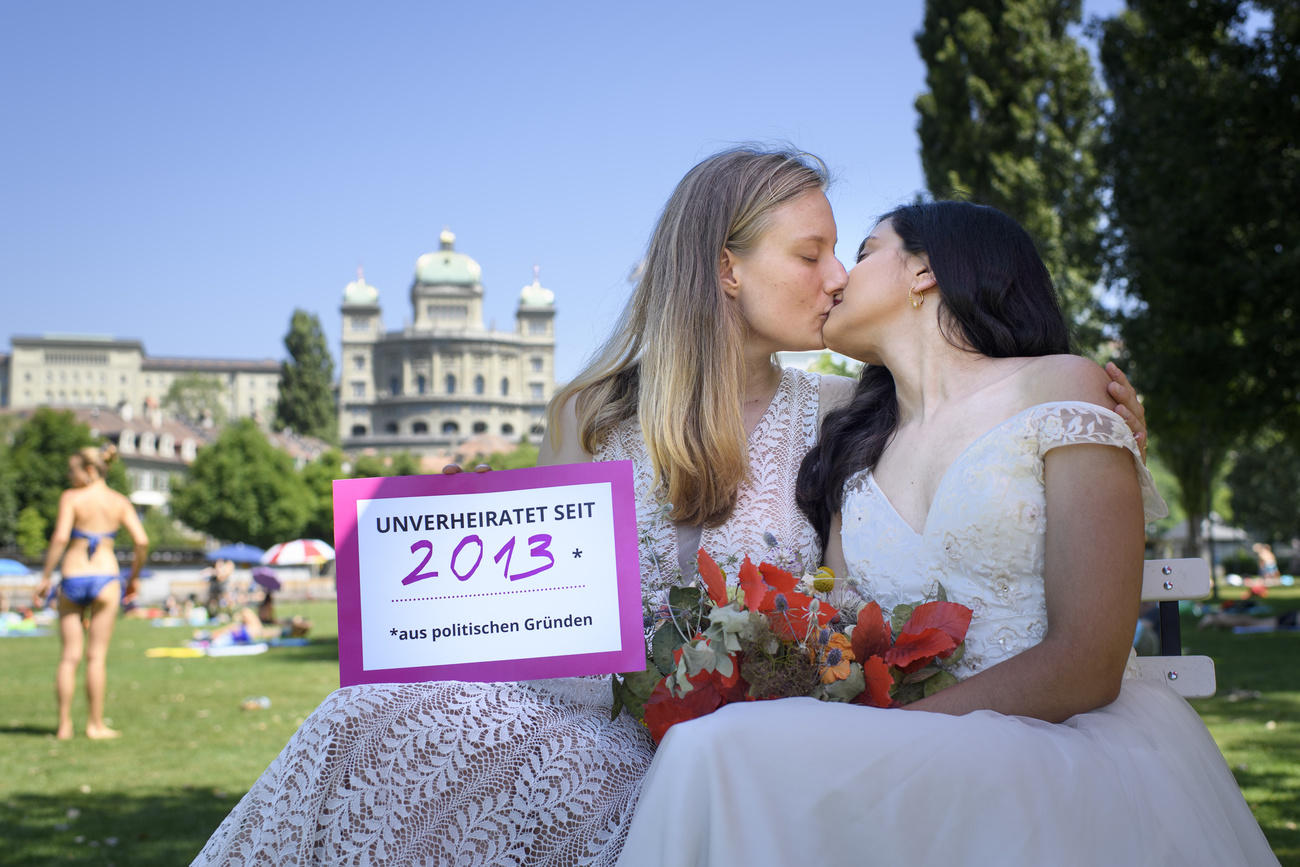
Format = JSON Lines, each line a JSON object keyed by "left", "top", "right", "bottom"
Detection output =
{"left": 206, "top": 543, "right": 266, "bottom": 564}
{"left": 0, "top": 558, "right": 31, "bottom": 575}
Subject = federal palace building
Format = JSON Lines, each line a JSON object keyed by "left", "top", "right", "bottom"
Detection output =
{"left": 338, "top": 229, "right": 556, "bottom": 454}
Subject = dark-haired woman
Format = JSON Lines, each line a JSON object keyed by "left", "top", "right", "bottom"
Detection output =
{"left": 198, "top": 151, "right": 1147, "bottom": 864}
{"left": 619, "top": 202, "right": 1276, "bottom": 866}
{"left": 33, "top": 445, "right": 148, "bottom": 740}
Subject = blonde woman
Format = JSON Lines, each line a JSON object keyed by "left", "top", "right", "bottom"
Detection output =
{"left": 33, "top": 445, "right": 148, "bottom": 740}
{"left": 198, "top": 148, "right": 1146, "bottom": 865}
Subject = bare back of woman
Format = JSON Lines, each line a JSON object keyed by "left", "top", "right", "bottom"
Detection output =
{"left": 34, "top": 445, "right": 148, "bottom": 740}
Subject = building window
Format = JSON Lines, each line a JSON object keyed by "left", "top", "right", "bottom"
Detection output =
{"left": 530, "top": 356, "right": 544, "bottom": 372}
{"left": 501, "top": 423, "right": 514, "bottom": 435}
{"left": 417, "top": 374, "right": 427, "bottom": 395}
{"left": 445, "top": 374, "right": 456, "bottom": 394}
{"left": 472, "top": 421, "right": 487, "bottom": 433}
{"left": 353, "top": 354, "right": 365, "bottom": 370}
{"left": 442, "top": 421, "right": 460, "bottom": 434}
{"left": 413, "top": 421, "right": 429, "bottom": 434}
{"left": 530, "top": 424, "right": 545, "bottom": 435}
{"left": 530, "top": 383, "right": 544, "bottom": 400}
{"left": 351, "top": 424, "right": 367, "bottom": 436}
{"left": 351, "top": 316, "right": 369, "bottom": 330}
{"left": 430, "top": 304, "right": 468, "bottom": 325}
{"left": 500, "top": 377, "right": 509, "bottom": 396}
{"left": 473, "top": 375, "right": 485, "bottom": 395}
{"left": 351, "top": 381, "right": 365, "bottom": 398}
{"left": 390, "top": 376, "right": 401, "bottom": 396}
{"left": 528, "top": 319, "right": 547, "bottom": 335}
{"left": 384, "top": 421, "right": 398, "bottom": 434}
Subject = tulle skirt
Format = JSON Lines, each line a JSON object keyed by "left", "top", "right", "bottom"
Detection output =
{"left": 195, "top": 678, "right": 653, "bottom": 866}
{"left": 618, "top": 679, "right": 1278, "bottom": 866}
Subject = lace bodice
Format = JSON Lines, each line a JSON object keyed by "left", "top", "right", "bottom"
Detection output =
{"left": 839, "top": 402, "right": 1167, "bottom": 679}
{"left": 595, "top": 366, "right": 824, "bottom": 598}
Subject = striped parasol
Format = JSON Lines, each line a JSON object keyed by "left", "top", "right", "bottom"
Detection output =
{"left": 260, "top": 538, "right": 336, "bottom": 566}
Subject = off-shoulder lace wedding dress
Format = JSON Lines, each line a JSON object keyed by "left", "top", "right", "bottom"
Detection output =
{"left": 195, "top": 367, "right": 828, "bottom": 866}
{"left": 619, "top": 403, "right": 1278, "bottom": 866}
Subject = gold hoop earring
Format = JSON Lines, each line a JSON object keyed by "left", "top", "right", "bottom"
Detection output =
{"left": 909, "top": 288, "right": 925, "bottom": 309}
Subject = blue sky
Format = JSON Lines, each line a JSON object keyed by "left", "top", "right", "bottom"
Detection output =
{"left": 2, "top": 0, "right": 1122, "bottom": 383}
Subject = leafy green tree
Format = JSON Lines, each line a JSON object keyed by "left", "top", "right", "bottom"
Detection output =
{"left": 301, "top": 449, "right": 346, "bottom": 542}
{"left": 1228, "top": 432, "right": 1300, "bottom": 545}
{"left": 274, "top": 309, "right": 337, "bottom": 443}
{"left": 162, "top": 373, "right": 227, "bottom": 427}
{"left": 350, "top": 452, "right": 421, "bottom": 479}
{"left": 915, "top": 0, "right": 1105, "bottom": 350}
{"left": 805, "top": 352, "right": 860, "bottom": 379}
{"left": 170, "top": 419, "right": 313, "bottom": 548}
{"left": 485, "top": 441, "right": 539, "bottom": 470}
{"left": 1098, "top": 0, "right": 1299, "bottom": 557}
{"left": 133, "top": 507, "right": 206, "bottom": 551}
{"left": 16, "top": 507, "right": 48, "bottom": 559}
{"left": 0, "top": 424, "right": 19, "bottom": 549}
{"left": 3, "top": 409, "right": 129, "bottom": 543}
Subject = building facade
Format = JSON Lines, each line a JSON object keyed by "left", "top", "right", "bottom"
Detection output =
{"left": 339, "top": 230, "right": 556, "bottom": 454}
{"left": 1, "top": 334, "right": 280, "bottom": 422}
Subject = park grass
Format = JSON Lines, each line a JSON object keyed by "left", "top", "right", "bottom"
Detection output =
{"left": 1, "top": 594, "right": 1296, "bottom": 866}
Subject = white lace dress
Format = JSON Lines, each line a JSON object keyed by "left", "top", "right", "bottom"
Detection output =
{"left": 194, "top": 367, "right": 827, "bottom": 866}
{"left": 618, "top": 403, "right": 1279, "bottom": 866}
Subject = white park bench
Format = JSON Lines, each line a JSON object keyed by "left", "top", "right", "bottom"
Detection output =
{"left": 1130, "top": 558, "right": 1216, "bottom": 698}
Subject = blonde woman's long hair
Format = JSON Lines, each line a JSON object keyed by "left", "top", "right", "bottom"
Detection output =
{"left": 548, "top": 146, "right": 829, "bottom": 527}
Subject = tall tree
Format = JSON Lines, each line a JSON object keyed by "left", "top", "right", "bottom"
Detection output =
{"left": 300, "top": 449, "right": 345, "bottom": 542}
{"left": 915, "top": 0, "right": 1106, "bottom": 350}
{"left": 162, "top": 373, "right": 227, "bottom": 427}
{"left": 170, "top": 419, "right": 313, "bottom": 548}
{"left": 1228, "top": 432, "right": 1300, "bottom": 546}
{"left": 274, "top": 309, "right": 337, "bottom": 442}
{"left": 1098, "top": 1, "right": 1300, "bottom": 559}
{"left": 1, "top": 409, "right": 129, "bottom": 547}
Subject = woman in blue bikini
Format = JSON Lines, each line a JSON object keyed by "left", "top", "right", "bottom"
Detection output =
{"left": 33, "top": 444, "right": 149, "bottom": 740}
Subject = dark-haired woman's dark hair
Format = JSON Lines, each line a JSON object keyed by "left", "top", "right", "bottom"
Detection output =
{"left": 796, "top": 201, "right": 1072, "bottom": 550}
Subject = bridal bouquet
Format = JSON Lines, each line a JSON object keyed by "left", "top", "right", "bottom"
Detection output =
{"left": 611, "top": 550, "right": 973, "bottom": 743}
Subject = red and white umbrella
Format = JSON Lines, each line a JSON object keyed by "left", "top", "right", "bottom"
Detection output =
{"left": 261, "top": 538, "right": 336, "bottom": 565}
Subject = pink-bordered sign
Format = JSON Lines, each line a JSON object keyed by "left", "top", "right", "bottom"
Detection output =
{"left": 332, "top": 461, "right": 644, "bottom": 687}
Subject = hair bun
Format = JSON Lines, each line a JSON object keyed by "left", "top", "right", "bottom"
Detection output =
{"left": 100, "top": 443, "right": 119, "bottom": 465}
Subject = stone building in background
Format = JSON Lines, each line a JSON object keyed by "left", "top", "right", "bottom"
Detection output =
{"left": 339, "top": 230, "right": 556, "bottom": 455}
{"left": 0, "top": 334, "right": 280, "bottom": 422}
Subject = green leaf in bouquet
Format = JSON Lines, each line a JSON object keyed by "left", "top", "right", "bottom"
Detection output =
{"left": 668, "top": 585, "right": 702, "bottom": 611}
{"left": 893, "top": 680, "right": 925, "bottom": 706}
{"left": 652, "top": 622, "right": 687, "bottom": 675}
{"left": 703, "top": 603, "right": 753, "bottom": 652}
{"left": 945, "top": 641, "right": 965, "bottom": 666}
{"left": 902, "top": 665, "right": 942, "bottom": 685}
{"left": 610, "top": 674, "right": 625, "bottom": 722}
{"left": 813, "top": 662, "right": 866, "bottom": 703}
{"left": 619, "top": 666, "right": 664, "bottom": 721}
{"left": 890, "top": 603, "right": 915, "bottom": 634}
{"left": 935, "top": 582, "right": 949, "bottom": 603}
{"left": 923, "top": 670, "right": 958, "bottom": 698}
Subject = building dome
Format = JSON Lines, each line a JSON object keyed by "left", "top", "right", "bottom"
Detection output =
{"left": 343, "top": 268, "right": 379, "bottom": 306}
{"left": 519, "top": 266, "right": 555, "bottom": 308}
{"left": 415, "top": 229, "right": 483, "bottom": 286}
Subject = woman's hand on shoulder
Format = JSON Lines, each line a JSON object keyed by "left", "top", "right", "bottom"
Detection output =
{"left": 1103, "top": 362, "right": 1147, "bottom": 462}
{"left": 1021, "top": 356, "right": 1147, "bottom": 460}
{"left": 537, "top": 393, "right": 593, "bottom": 467}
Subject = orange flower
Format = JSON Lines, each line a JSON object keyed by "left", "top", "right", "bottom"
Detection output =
{"left": 819, "top": 632, "right": 855, "bottom": 683}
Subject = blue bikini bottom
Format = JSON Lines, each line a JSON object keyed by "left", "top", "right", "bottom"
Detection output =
{"left": 59, "top": 575, "right": 121, "bottom": 606}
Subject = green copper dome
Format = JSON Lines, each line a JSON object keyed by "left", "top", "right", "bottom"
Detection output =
{"left": 415, "top": 229, "right": 482, "bottom": 286}
{"left": 342, "top": 269, "right": 379, "bottom": 306}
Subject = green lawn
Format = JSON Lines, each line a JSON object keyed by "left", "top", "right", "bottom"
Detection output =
{"left": 0, "top": 593, "right": 1295, "bottom": 865}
